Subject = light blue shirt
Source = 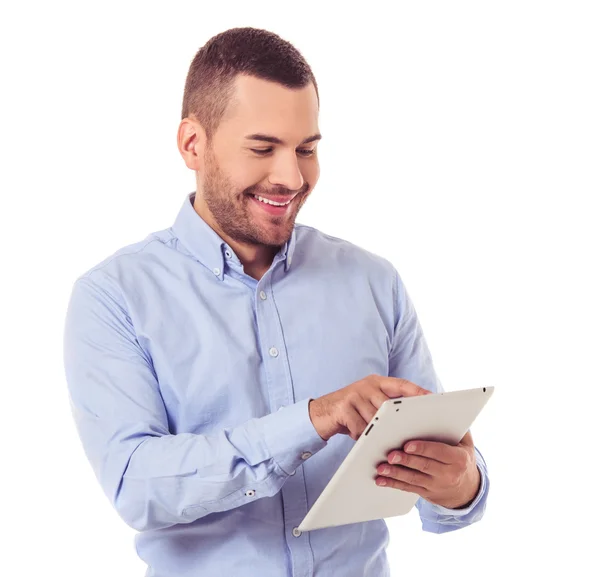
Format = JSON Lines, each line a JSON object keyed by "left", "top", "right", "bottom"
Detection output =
{"left": 63, "top": 191, "right": 489, "bottom": 577}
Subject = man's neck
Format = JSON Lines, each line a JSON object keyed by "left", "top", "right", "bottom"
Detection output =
{"left": 192, "top": 196, "right": 279, "bottom": 279}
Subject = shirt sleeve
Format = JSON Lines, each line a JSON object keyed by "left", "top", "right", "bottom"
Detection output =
{"left": 62, "top": 277, "right": 328, "bottom": 532}
{"left": 387, "top": 268, "right": 490, "bottom": 533}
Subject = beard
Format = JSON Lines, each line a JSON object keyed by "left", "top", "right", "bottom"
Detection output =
{"left": 200, "top": 146, "right": 310, "bottom": 248}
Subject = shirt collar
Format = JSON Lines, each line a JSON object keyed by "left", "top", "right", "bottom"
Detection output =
{"left": 171, "top": 191, "right": 296, "bottom": 280}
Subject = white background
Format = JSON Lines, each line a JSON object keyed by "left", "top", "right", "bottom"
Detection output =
{"left": 1, "top": 1, "right": 598, "bottom": 575}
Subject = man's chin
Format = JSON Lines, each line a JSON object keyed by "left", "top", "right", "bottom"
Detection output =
{"left": 254, "top": 223, "right": 295, "bottom": 248}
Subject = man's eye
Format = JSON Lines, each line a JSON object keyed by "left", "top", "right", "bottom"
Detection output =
{"left": 250, "top": 148, "right": 316, "bottom": 156}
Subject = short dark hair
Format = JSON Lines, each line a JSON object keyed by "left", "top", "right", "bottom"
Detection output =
{"left": 181, "top": 27, "right": 319, "bottom": 143}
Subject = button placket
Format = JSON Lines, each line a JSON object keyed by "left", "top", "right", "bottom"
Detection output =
{"left": 256, "top": 281, "right": 288, "bottom": 422}
{"left": 253, "top": 273, "right": 312, "bottom": 572}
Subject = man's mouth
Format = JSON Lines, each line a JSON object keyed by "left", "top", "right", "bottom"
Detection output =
{"left": 251, "top": 193, "right": 297, "bottom": 206}
{"left": 247, "top": 192, "right": 299, "bottom": 215}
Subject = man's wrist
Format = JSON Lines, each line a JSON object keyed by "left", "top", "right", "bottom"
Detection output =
{"left": 454, "top": 466, "right": 482, "bottom": 509}
{"left": 308, "top": 398, "right": 329, "bottom": 441}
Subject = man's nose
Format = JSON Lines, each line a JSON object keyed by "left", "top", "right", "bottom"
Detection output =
{"left": 267, "top": 151, "right": 305, "bottom": 192}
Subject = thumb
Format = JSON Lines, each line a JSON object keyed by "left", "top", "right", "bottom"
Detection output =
{"left": 460, "top": 430, "right": 474, "bottom": 447}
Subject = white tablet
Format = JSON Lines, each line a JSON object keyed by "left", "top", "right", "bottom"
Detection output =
{"left": 298, "top": 386, "right": 494, "bottom": 532}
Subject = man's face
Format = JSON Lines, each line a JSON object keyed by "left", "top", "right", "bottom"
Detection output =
{"left": 196, "top": 74, "right": 320, "bottom": 248}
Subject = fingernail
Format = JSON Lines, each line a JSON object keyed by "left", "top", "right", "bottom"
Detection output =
{"left": 392, "top": 454, "right": 402, "bottom": 464}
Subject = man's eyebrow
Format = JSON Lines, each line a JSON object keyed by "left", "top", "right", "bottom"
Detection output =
{"left": 244, "top": 133, "right": 322, "bottom": 145}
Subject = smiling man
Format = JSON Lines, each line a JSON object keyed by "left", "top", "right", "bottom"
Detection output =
{"left": 63, "top": 27, "right": 490, "bottom": 577}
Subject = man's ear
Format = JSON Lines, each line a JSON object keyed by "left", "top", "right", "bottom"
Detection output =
{"left": 177, "top": 116, "right": 207, "bottom": 171}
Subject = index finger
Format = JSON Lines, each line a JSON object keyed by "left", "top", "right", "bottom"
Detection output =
{"left": 379, "top": 377, "right": 433, "bottom": 398}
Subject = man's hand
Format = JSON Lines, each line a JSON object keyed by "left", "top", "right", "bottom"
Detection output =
{"left": 374, "top": 430, "right": 481, "bottom": 510}
{"left": 309, "top": 375, "right": 432, "bottom": 442}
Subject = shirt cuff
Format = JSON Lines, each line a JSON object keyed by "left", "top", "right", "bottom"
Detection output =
{"left": 257, "top": 397, "right": 328, "bottom": 475}
{"left": 427, "top": 451, "right": 487, "bottom": 517}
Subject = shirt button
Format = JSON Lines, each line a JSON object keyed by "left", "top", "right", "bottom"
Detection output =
{"left": 225, "top": 250, "right": 232, "bottom": 259}
{"left": 260, "top": 291, "right": 267, "bottom": 300}
{"left": 292, "top": 527, "right": 302, "bottom": 537}
{"left": 301, "top": 452, "right": 312, "bottom": 460}
{"left": 287, "top": 257, "right": 292, "bottom": 267}
{"left": 245, "top": 490, "right": 255, "bottom": 497}
{"left": 213, "top": 267, "right": 220, "bottom": 276}
{"left": 290, "top": 469, "right": 296, "bottom": 476}
{"left": 269, "top": 347, "right": 279, "bottom": 357}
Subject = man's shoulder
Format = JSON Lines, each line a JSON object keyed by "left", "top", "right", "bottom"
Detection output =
{"left": 295, "top": 223, "right": 396, "bottom": 276}
{"left": 73, "top": 228, "right": 174, "bottom": 288}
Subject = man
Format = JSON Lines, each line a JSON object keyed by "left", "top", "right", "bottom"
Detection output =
{"left": 63, "top": 27, "right": 489, "bottom": 577}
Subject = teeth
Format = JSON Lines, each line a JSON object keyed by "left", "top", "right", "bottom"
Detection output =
{"left": 253, "top": 194, "right": 292, "bottom": 207}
